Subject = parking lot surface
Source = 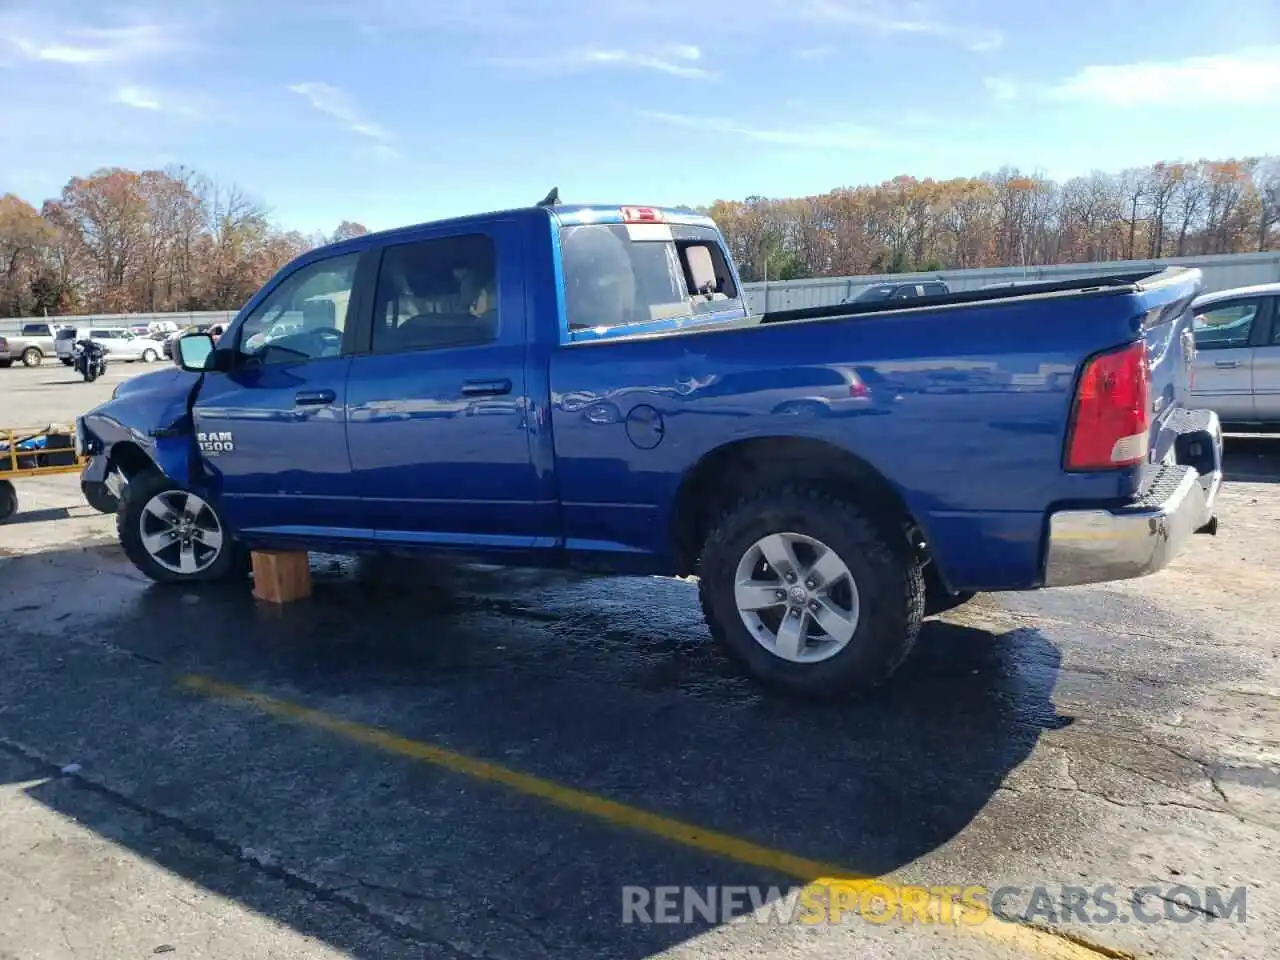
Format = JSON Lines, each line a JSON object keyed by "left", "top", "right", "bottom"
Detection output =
{"left": 1, "top": 362, "right": 1278, "bottom": 959}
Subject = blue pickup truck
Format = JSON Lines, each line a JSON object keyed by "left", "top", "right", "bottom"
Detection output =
{"left": 77, "top": 199, "right": 1224, "bottom": 698}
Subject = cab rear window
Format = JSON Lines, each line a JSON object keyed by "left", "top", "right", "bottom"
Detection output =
{"left": 559, "top": 223, "right": 739, "bottom": 331}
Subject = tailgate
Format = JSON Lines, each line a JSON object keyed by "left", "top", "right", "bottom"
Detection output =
{"left": 1136, "top": 268, "right": 1202, "bottom": 474}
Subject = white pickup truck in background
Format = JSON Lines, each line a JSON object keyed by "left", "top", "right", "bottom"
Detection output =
{"left": 1191, "top": 282, "right": 1280, "bottom": 429}
{"left": 2, "top": 321, "right": 66, "bottom": 367}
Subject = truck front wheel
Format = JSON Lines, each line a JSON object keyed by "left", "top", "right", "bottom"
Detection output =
{"left": 81, "top": 479, "right": 119, "bottom": 515}
{"left": 118, "top": 470, "right": 238, "bottom": 583}
{"left": 697, "top": 486, "right": 925, "bottom": 699}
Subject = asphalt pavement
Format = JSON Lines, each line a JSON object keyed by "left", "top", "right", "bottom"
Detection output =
{"left": 0, "top": 362, "right": 1278, "bottom": 960}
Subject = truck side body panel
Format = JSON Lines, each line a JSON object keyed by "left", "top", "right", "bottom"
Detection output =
{"left": 548, "top": 286, "right": 1182, "bottom": 592}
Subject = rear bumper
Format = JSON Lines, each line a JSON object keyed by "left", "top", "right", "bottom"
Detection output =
{"left": 1043, "top": 410, "right": 1223, "bottom": 587}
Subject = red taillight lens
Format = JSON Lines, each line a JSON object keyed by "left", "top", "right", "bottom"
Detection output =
{"left": 621, "top": 206, "right": 663, "bottom": 223}
{"left": 1065, "top": 340, "right": 1151, "bottom": 471}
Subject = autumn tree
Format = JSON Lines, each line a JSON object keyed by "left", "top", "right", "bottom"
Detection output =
{"left": 331, "top": 220, "right": 370, "bottom": 242}
{"left": 0, "top": 195, "right": 55, "bottom": 316}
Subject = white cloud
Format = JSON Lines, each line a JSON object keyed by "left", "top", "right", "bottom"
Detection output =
{"left": 350, "top": 0, "right": 1000, "bottom": 57}
{"left": 495, "top": 44, "right": 716, "bottom": 80}
{"left": 1048, "top": 47, "right": 1280, "bottom": 107}
{"left": 288, "top": 82, "right": 395, "bottom": 141}
{"left": 785, "top": 0, "right": 1003, "bottom": 52}
{"left": 640, "top": 110, "right": 886, "bottom": 149}
{"left": 3, "top": 21, "right": 180, "bottom": 64}
{"left": 113, "top": 85, "right": 162, "bottom": 111}
{"left": 983, "top": 76, "right": 1019, "bottom": 102}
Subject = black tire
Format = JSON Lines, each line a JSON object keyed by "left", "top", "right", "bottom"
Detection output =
{"left": 61, "top": 358, "right": 74, "bottom": 367}
{"left": 142, "top": 348, "right": 158, "bottom": 363}
{"left": 21, "top": 347, "right": 42, "bottom": 367}
{"left": 81, "top": 479, "right": 119, "bottom": 515}
{"left": 84, "top": 367, "right": 97, "bottom": 382}
{"left": 697, "top": 485, "right": 925, "bottom": 699}
{"left": 0, "top": 480, "right": 16, "bottom": 523}
{"left": 117, "top": 469, "right": 238, "bottom": 583}
{"left": 923, "top": 563, "right": 976, "bottom": 616}
{"left": 0, "top": 359, "right": 10, "bottom": 368}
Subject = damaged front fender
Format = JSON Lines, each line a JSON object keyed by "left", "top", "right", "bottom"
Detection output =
{"left": 78, "top": 367, "right": 204, "bottom": 488}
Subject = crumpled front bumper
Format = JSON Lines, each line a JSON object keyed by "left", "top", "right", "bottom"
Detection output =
{"left": 1043, "top": 410, "right": 1223, "bottom": 588}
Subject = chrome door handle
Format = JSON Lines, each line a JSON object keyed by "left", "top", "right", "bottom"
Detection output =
{"left": 295, "top": 389, "right": 336, "bottom": 405}
{"left": 461, "top": 378, "right": 512, "bottom": 397}
{"left": 1213, "top": 360, "right": 1241, "bottom": 369}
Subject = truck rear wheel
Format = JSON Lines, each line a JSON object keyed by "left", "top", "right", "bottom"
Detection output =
{"left": 697, "top": 485, "right": 925, "bottom": 699}
{"left": 21, "top": 347, "right": 42, "bottom": 367}
{"left": 118, "top": 470, "right": 238, "bottom": 583}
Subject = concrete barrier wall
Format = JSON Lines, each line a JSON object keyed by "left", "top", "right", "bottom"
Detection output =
{"left": 739, "top": 251, "right": 1280, "bottom": 314}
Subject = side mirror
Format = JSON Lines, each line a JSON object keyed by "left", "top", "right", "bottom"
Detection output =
{"left": 175, "top": 334, "right": 217, "bottom": 372}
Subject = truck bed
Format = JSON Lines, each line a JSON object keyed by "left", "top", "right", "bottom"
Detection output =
{"left": 755, "top": 269, "right": 1170, "bottom": 326}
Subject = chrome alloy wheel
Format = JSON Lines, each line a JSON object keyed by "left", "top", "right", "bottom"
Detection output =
{"left": 138, "top": 490, "right": 225, "bottom": 575}
{"left": 733, "top": 531, "right": 861, "bottom": 664}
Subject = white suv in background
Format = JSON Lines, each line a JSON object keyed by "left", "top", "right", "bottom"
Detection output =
{"left": 85, "top": 328, "right": 163, "bottom": 363}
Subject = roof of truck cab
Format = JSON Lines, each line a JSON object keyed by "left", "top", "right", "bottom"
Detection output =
{"left": 315, "top": 203, "right": 719, "bottom": 258}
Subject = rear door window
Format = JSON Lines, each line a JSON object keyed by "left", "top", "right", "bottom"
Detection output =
{"left": 1193, "top": 300, "right": 1259, "bottom": 350}
{"left": 371, "top": 233, "right": 499, "bottom": 353}
{"left": 559, "top": 223, "right": 739, "bottom": 331}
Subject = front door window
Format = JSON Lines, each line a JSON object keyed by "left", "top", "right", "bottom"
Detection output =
{"left": 237, "top": 253, "right": 360, "bottom": 364}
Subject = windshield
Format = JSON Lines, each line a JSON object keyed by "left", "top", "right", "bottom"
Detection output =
{"left": 559, "top": 223, "right": 740, "bottom": 331}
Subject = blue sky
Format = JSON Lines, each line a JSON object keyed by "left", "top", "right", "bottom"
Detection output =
{"left": 2, "top": 0, "right": 1279, "bottom": 234}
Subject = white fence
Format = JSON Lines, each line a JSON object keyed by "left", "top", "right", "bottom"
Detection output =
{"left": 0, "top": 310, "right": 238, "bottom": 337}
{"left": 739, "top": 251, "right": 1280, "bottom": 314}
{"left": 4, "top": 251, "right": 1278, "bottom": 335}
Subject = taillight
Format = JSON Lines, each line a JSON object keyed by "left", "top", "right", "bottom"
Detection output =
{"left": 1065, "top": 340, "right": 1151, "bottom": 471}
{"left": 621, "top": 206, "right": 664, "bottom": 223}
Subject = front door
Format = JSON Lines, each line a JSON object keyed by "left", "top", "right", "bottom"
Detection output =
{"left": 191, "top": 250, "right": 370, "bottom": 539}
{"left": 345, "top": 222, "right": 552, "bottom": 550}
{"left": 1251, "top": 297, "right": 1280, "bottom": 422}
{"left": 1190, "top": 297, "right": 1263, "bottom": 423}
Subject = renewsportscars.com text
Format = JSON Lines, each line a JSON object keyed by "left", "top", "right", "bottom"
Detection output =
{"left": 621, "top": 882, "right": 1248, "bottom": 927}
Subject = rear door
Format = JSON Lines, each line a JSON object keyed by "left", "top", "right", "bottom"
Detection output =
{"left": 1251, "top": 296, "right": 1280, "bottom": 421}
{"left": 1190, "top": 297, "right": 1265, "bottom": 422}
{"left": 344, "top": 221, "right": 549, "bottom": 548}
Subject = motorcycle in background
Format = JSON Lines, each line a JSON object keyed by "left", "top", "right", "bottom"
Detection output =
{"left": 72, "top": 338, "right": 109, "bottom": 382}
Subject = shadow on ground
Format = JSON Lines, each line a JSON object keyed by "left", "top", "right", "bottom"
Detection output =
{"left": 1224, "top": 434, "right": 1280, "bottom": 482}
{"left": 0, "top": 546, "right": 1072, "bottom": 959}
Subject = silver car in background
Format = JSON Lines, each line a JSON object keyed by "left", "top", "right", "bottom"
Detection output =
{"left": 1190, "top": 282, "right": 1280, "bottom": 430}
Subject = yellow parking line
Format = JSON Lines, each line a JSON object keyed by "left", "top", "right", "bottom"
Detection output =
{"left": 178, "top": 674, "right": 1134, "bottom": 960}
